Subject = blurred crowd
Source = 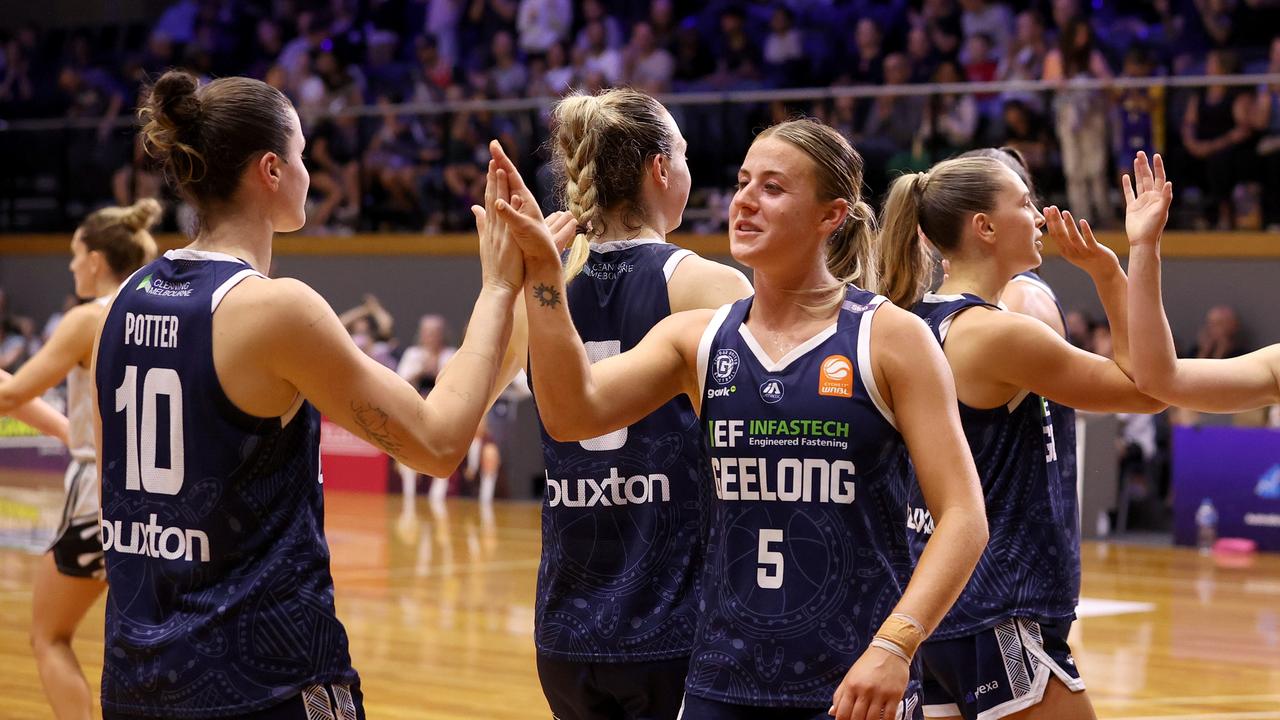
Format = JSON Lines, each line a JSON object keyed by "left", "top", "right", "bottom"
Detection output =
{"left": 2, "top": 0, "right": 1279, "bottom": 233}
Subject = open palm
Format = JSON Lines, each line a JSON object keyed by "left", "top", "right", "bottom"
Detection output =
{"left": 1124, "top": 151, "right": 1173, "bottom": 247}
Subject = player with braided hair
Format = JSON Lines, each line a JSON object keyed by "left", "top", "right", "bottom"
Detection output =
{"left": 528, "top": 88, "right": 753, "bottom": 720}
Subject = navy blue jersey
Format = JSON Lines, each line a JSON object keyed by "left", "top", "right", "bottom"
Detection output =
{"left": 95, "top": 249, "right": 356, "bottom": 717}
{"left": 687, "top": 287, "right": 914, "bottom": 708}
{"left": 1009, "top": 272, "right": 1080, "bottom": 547}
{"left": 531, "top": 239, "right": 711, "bottom": 661}
{"left": 909, "top": 293, "right": 1079, "bottom": 641}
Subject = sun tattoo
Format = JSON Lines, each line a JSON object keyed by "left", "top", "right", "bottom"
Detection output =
{"left": 533, "top": 283, "right": 561, "bottom": 308}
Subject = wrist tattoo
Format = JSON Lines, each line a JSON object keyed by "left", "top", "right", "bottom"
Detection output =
{"left": 351, "top": 401, "right": 404, "bottom": 455}
{"left": 532, "top": 283, "right": 561, "bottom": 309}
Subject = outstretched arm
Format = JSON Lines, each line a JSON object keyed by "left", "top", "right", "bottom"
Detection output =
{"left": 830, "top": 305, "right": 987, "bottom": 720}
{"left": 1127, "top": 153, "right": 1280, "bottom": 410}
{"left": 487, "top": 140, "right": 704, "bottom": 439}
{"left": 0, "top": 370, "right": 70, "bottom": 444}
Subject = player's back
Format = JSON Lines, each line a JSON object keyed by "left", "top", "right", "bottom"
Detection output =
{"left": 95, "top": 249, "right": 357, "bottom": 717}
{"left": 910, "top": 292, "right": 1079, "bottom": 639}
{"left": 531, "top": 239, "right": 711, "bottom": 661}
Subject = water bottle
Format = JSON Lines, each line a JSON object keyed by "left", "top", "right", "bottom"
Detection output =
{"left": 1195, "top": 498, "right": 1218, "bottom": 555}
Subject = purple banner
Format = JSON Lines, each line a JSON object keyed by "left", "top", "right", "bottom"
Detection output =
{"left": 1172, "top": 426, "right": 1280, "bottom": 552}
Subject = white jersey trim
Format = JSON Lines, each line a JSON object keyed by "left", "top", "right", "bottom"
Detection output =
{"left": 738, "top": 321, "right": 838, "bottom": 374}
{"left": 590, "top": 237, "right": 667, "bottom": 253}
{"left": 857, "top": 296, "right": 898, "bottom": 430}
{"left": 696, "top": 304, "right": 735, "bottom": 401}
{"left": 164, "top": 248, "right": 248, "bottom": 265}
{"left": 663, "top": 248, "right": 696, "bottom": 282}
{"left": 211, "top": 269, "right": 266, "bottom": 313}
{"left": 1008, "top": 272, "right": 1058, "bottom": 302}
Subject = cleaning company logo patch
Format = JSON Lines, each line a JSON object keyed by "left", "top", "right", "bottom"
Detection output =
{"left": 136, "top": 273, "right": 192, "bottom": 298}
{"left": 818, "top": 354, "right": 853, "bottom": 397}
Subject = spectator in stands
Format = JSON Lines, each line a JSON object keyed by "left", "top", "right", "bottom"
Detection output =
{"left": 487, "top": 30, "right": 528, "bottom": 98}
{"left": 762, "top": 6, "right": 805, "bottom": 87}
{"left": 112, "top": 135, "right": 163, "bottom": 210}
{"left": 860, "top": 53, "right": 927, "bottom": 191}
{"left": 460, "top": 0, "right": 518, "bottom": 68}
{"left": 1186, "top": 305, "right": 1247, "bottom": 360}
{"left": 850, "top": 17, "right": 887, "bottom": 85}
{"left": 398, "top": 314, "right": 459, "bottom": 505}
{"left": 0, "top": 33, "right": 34, "bottom": 107}
{"left": 1044, "top": 16, "right": 1113, "bottom": 225}
{"left": 673, "top": 24, "right": 714, "bottom": 89}
{"left": 960, "top": 0, "right": 1012, "bottom": 58}
{"left": 1112, "top": 47, "right": 1165, "bottom": 182}
{"left": 582, "top": 20, "right": 623, "bottom": 86}
{"left": 423, "top": 0, "right": 464, "bottom": 66}
{"left": 710, "top": 7, "right": 761, "bottom": 89}
{"left": 906, "top": 24, "right": 940, "bottom": 83}
{"left": 516, "top": 0, "right": 571, "bottom": 55}
{"left": 574, "top": 0, "right": 623, "bottom": 52}
{"left": 1181, "top": 49, "right": 1257, "bottom": 229}
{"left": 278, "top": 10, "right": 330, "bottom": 93}
{"left": 1000, "top": 10, "right": 1049, "bottom": 110}
{"left": 623, "top": 21, "right": 675, "bottom": 95}
{"left": 918, "top": 60, "right": 979, "bottom": 159}
{"left": 917, "top": 0, "right": 963, "bottom": 60}
{"left": 648, "top": 0, "right": 679, "bottom": 53}
{"left": 340, "top": 295, "right": 398, "bottom": 369}
{"left": 411, "top": 35, "right": 459, "bottom": 104}
{"left": 538, "top": 41, "right": 575, "bottom": 95}
{"left": 308, "top": 114, "right": 362, "bottom": 232}
{"left": 1001, "top": 99, "right": 1054, "bottom": 189}
{"left": 1257, "top": 38, "right": 1280, "bottom": 230}
{"left": 365, "top": 96, "right": 436, "bottom": 227}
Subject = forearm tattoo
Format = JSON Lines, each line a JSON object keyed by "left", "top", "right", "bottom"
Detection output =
{"left": 532, "top": 283, "right": 561, "bottom": 309}
{"left": 351, "top": 401, "right": 404, "bottom": 455}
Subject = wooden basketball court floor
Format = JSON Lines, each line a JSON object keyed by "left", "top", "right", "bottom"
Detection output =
{"left": 1, "top": 488, "right": 1279, "bottom": 720}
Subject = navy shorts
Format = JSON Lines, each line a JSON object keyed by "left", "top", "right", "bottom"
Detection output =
{"left": 103, "top": 682, "right": 364, "bottom": 720}
{"left": 538, "top": 654, "right": 689, "bottom": 720}
{"left": 920, "top": 618, "right": 1084, "bottom": 720}
{"left": 678, "top": 681, "right": 922, "bottom": 720}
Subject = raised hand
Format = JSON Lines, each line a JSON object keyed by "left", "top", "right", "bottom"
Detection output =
{"left": 473, "top": 159, "right": 524, "bottom": 293}
{"left": 488, "top": 140, "right": 564, "bottom": 269}
{"left": 1123, "top": 151, "right": 1173, "bottom": 247}
{"left": 1044, "top": 205, "right": 1120, "bottom": 280}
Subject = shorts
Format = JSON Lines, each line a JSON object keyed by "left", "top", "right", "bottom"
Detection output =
{"left": 678, "top": 681, "right": 922, "bottom": 720}
{"left": 102, "top": 683, "right": 364, "bottom": 720}
{"left": 538, "top": 654, "right": 689, "bottom": 720}
{"left": 920, "top": 617, "right": 1084, "bottom": 720}
{"left": 48, "top": 460, "right": 104, "bottom": 579}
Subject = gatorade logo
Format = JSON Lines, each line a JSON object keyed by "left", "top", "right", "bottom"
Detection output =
{"left": 818, "top": 354, "right": 853, "bottom": 398}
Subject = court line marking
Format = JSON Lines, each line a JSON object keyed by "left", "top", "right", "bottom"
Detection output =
{"left": 1076, "top": 597, "right": 1157, "bottom": 618}
{"left": 1105, "top": 707, "right": 1280, "bottom": 712}
{"left": 1096, "top": 694, "right": 1280, "bottom": 708}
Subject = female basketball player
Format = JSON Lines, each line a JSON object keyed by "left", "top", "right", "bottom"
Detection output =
{"left": 91, "top": 70, "right": 522, "bottom": 719}
{"left": 1125, "top": 151, "right": 1280, "bottom": 410}
{"left": 0, "top": 373, "right": 70, "bottom": 444}
{"left": 516, "top": 88, "right": 754, "bottom": 720}
{"left": 874, "top": 154, "right": 1168, "bottom": 720}
{"left": 492, "top": 118, "right": 990, "bottom": 720}
{"left": 0, "top": 200, "right": 158, "bottom": 720}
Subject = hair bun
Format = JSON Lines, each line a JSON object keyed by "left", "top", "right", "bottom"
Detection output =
{"left": 149, "top": 70, "right": 201, "bottom": 129}
{"left": 122, "top": 198, "right": 163, "bottom": 232}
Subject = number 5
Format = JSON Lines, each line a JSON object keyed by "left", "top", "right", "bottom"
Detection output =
{"left": 758, "top": 528, "right": 784, "bottom": 589}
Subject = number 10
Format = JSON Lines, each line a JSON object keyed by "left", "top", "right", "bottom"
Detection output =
{"left": 114, "top": 365, "right": 185, "bottom": 495}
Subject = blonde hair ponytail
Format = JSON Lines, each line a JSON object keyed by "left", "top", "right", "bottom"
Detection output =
{"left": 876, "top": 173, "right": 932, "bottom": 309}
{"left": 78, "top": 199, "right": 163, "bottom": 279}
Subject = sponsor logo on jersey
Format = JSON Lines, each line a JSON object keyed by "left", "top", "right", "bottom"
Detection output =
{"left": 136, "top": 274, "right": 193, "bottom": 297}
{"left": 818, "top": 354, "right": 853, "bottom": 398}
{"left": 101, "top": 514, "right": 211, "bottom": 562}
{"left": 706, "top": 384, "right": 737, "bottom": 399}
{"left": 712, "top": 349, "right": 740, "bottom": 385}
{"left": 759, "top": 379, "right": 784, "bottom": 404}
{"left": 545, "top": 467, "right": 671, "bottom": 507}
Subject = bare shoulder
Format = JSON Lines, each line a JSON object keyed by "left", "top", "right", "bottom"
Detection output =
{"left": 668, "top": 253, "right": 753, "bottom": 313}
{"left": 214, "top": 276, "right": 343, "bottom": 352}
{"left": 867, "top": 302, "right": 938, "bottom": 365}
{"left": 1003, "top": 279, "right": 1066, "bottom": 337}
